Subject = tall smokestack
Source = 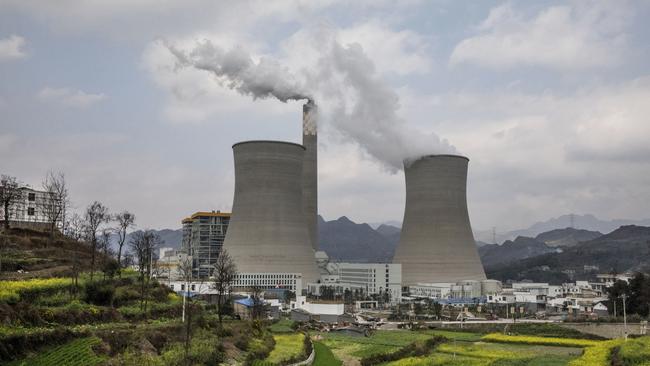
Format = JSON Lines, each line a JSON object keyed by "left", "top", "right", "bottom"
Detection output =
{"left": 302, "top": 100, "right": 318, "bottom": 250}
{"left": 393, "top": 155, "right": 486, "bottom": 285}
{"left": 222, "top": 141, "right": 320, "bottom": 288}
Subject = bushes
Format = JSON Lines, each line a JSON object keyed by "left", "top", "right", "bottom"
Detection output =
{"left": 83, "top": 281, "right": 115, "bottom": 306}
{"left": 244, "top": 333, "right": 276, "bottom": 365}
{"left": 481, "top": 333, "right": 600, "bottom": 347}
{"left": 617, "top": 336, "right": 650, "bottom": 365}
{"left": 359, "top": 336, "right": 446, "bottom": 366}
{"left": 567, "top": 339, "right": 623, "bottom": 366}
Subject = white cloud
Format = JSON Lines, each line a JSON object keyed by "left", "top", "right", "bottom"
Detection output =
{"left": 397, "top": 77, "right": 650, "bottom": 230}
{"left": 37, "top": 86, "right": 106, "bottom": 108}
{"left": 337, "top": 21, "right": 430, "bottom": 75}
{"left": 0, "top": 35, "right": 27, "bottom": 61}
{"left": 450, "top": 2, "right": 630, "bottom": 69}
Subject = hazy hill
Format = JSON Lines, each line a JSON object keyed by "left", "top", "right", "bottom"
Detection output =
{"left": 474, "top": 214, "right": 650, "bottom": 243}
{"left": 479, "top": 236, "right": 560, "bottom": 267}
{"left": 535, "top": 228, "right": 602, "bottom": 247}
{"left": 318, "top": 216, "right": 395, "bottom": 262}
{"left": 486, "top": 225, "right": 650, "bottom": 284}
{"left": 109, "top": 228, "right": 183, "bottom": 253}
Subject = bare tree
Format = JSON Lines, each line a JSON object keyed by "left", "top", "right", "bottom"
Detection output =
{"left": 114, "top": 211, "right": 135, "bottom": 275}
{"left": 100, "top": 228, "right": 112, "bottom": 280}
{"left": 212, "top": 250, "right": 238, "bottom": 324}
{"left": 0, "top": 175, "right": 23, "bottom": 231}
{"left": 129, "top": 230, "right": 159, "bottom": 315}
{"left": 41, "top": 171, "right": 69, "bottom": 245}
{"left": 85, "top": 201, "right": 109, "bottom": 280}
{"left": 65, "top": 213, "right": 87, "bottom": 297}
{"left": 177, "top": 256, "right": 194, "bottom": 364}
{"left": 249, "top": 285, "right": 268, "bottom": 320}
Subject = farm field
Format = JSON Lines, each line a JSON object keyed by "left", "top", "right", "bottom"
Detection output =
{"left": 6, "top": 337, "right": 105, "bottom": 366}
{"left": 315, "top": 329, "right": 650, "bottom": 366}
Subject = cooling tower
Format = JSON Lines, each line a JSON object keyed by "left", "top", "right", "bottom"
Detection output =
{"left": 223, "top": 140, "right": 320, "bottom": 287}
{"left": 393, "top": 154, "right": 486, "bottom": 285}
{"left": 302, "top": 100, "right": 318, "bottom": 251}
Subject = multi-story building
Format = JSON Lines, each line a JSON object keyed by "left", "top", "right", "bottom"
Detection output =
{"left": 181, "top": 211, "right": 231, "bottom": 278}
{"left": 0, "top": 185, "right": 62, "bottom": 230}
{"left": 309, "top": 261, "right": 402, "bottom": 304}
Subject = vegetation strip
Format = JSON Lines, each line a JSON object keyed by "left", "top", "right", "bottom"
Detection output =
{"left": 359, "top": 336, "right": 446, "bottom": 366}
{"left": 481, "top": 333, "right": 600, "bottom": 348}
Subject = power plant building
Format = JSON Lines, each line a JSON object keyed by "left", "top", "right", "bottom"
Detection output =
{"left": 222, "top": 141, "right": 320, "bottom": 290}
{"left": 393, "top": 155, "right": 486, "bottom": 285}
{"left": 181, "top": 211, "right": 231, "bottom": 278}
{"left": 302, "top": 101, "right": 318, "bottom": 251}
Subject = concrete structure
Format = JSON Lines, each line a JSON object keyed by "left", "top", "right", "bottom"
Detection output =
{"left": 0, "top": 185, "right": 62, "bottom": 230}
{"left": 310, "top": 251, "right": 402, "bottom": 304}
{"left": 290, "top": 295, "right": 344, "bottom": 315}
{"left": 232, "top": 272, "right": 304, "bottom": 292}
{"left": 223, "top": 141, "right": 320, "bottom": 289}
{"left": 158, "top": 249, "right": 188, "bottom": 281}
{"left": 410, "top": 279, "right": 501, "bottom": 300}
{"left": 302, "top": 100, "right": 318, "bottom": 251}
{"left": 181, "top": 211, "right": 231, "bottom": 278}
{"left": 393, "top": 155, "right": 485, "bottom": 285}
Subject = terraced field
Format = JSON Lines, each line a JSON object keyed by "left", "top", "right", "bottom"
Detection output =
{"left": 7, "top": 337, "right": 104, "bottom": 366}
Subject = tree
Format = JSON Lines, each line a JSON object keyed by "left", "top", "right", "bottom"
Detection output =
{"left": 65, "top": 213, "right": 87, "bottom": 297}
{"left": 100, "top": 228, "right": 113, "bottom": 280}
{"left": 129, "top": 230, "right": 160, "bottom": 315}
{"left": 41, "top": 171, "right": 69, "bottom": 244}
{"left": 212, "top": 249, "right": 238, "bottom": 324}
{"left": 607, "top": 280, "right": 629, "bottom": 317}
{"left": 85, "top": 201, "right": 110, "bottom": 280}
{"left": 0, "top": 175, "right": 22, "bottom": 231}
{"left": 114, "top": 211, "right": 135, "bottom": 275}
{"left": 249, "top": 286, "right": 267, "bottom": 320}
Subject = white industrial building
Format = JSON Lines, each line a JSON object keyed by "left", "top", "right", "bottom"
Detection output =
{"left": 309, "top": 252, "right": 402, "bottom": 304}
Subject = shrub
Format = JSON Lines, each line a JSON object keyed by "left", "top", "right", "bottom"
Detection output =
{"left": 617, "top": 336, "right": 650, "bottom": 365}
{"left": 83, "top": 281, "right": 115, "bottom": 306}
{"left": 568, "top": 339, "right": 623, "bottom": 366}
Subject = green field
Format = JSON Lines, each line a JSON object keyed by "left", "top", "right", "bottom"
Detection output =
{"left": 313, "top": 341, "right": 342, "bottom": 366}
{"left": 7, "top": 337, "right": 105, "bottom": 366}
{"left": 264, "top": 333, "right": 306, "bottom": 364}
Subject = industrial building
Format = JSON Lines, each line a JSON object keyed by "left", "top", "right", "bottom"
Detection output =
{"left": 181, "top": 211, "right": 231, "bottom": 278}
{"left": 393, "top": 155, "right": 486, "bottom": 285}
{"left": 302, "top": 100, "right": 318, "bottom": 251}
{"left": 222, "top": 140, "right": 320, "bottom": 290}
{"left": 309, "top": 251, "right": 402, "bottom": 304}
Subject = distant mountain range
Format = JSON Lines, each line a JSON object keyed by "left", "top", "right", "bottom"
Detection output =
{"left": 474, "top": 214, "right": 650, "bottom": 244}
{"left": 117, "top": 214, "right": 650, "bottom": 279}
{"left": 486, "top": 225, "right": 650, "bottom": 283}
{"left": 109, "top": 228, "right": 183, "bottom": 253}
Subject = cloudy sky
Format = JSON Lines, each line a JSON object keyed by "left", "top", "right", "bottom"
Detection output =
{"left": 1, "top": 0, "right": 649, "bottom": 232}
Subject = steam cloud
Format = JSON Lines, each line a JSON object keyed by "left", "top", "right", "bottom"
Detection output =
{"left": 166, "top": 31, "right": 455, "bottom": 171}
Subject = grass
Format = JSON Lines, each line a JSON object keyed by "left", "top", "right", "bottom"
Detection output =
{"left": 313, "top": 341, "right": 342, "bottom": 366}
{"left": 269, "top": 318, "right": 295, "bottom": 333}
{"left": 618, "top": 336, "right": 650, "bottom": 365}
{"left": 567, "top": 339, "right": 623, "bottom": 366}
{"left": 322, "top": 330, "right": 432, "bottom": 360}
{"left": 265, "top": 333, "right": 305, "bottom": 364}
{"left": 7, "top": 337, "right": 105, "bottom": 366}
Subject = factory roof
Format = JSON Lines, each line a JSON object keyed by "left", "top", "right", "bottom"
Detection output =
{"left": 181, "top": 211, "right": 231, "bottom": 224}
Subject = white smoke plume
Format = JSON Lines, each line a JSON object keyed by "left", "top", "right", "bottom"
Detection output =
{"left": 166, "top": 30, "right": 455, "bottom": 171}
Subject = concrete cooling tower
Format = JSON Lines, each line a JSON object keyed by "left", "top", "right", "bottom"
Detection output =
{"left": 302, "top": 100, "right": 318, "bottom": 251}
{"left": 393, "top": 154, "right": 486, "bottom": 285}
{"left": 223, "top": 140, "right": 320, "bottom": 287}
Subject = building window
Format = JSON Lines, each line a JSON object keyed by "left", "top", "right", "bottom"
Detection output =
{"left": 27, "top": 207, "right": 35, "bottom": 216}
{"left": 28, "top": 193, "right": 36, "bottom": 201}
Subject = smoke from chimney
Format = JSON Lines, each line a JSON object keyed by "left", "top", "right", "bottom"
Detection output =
{"left": 166, "top": 30, "right": 455, "bottom": 171}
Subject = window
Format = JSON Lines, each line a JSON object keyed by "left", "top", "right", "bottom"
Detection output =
{"left": 27, "top": 207, "right": 35, "bottom": 216}
{"left": 28, "top": 193, "right": 36, "bottom": 201}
